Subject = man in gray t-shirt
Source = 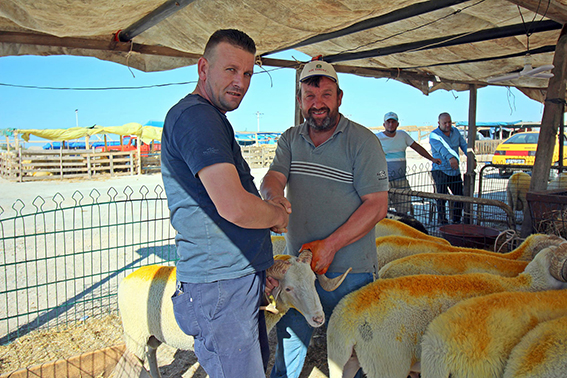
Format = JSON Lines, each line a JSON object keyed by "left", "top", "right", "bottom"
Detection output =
{"left": 260, "top": 60, "right": 389, "bottom": 378}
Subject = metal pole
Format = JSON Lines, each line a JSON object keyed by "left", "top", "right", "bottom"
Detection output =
{"left": 117, "top": 0, "right": 197, "bottom": 42}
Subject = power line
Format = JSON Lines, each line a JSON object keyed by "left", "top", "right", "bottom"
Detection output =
{"left": 0, "top": 65, "right": 286, "bottom": 91}
{"left": 0, "top": 81, "right": 197, "bottom": 91}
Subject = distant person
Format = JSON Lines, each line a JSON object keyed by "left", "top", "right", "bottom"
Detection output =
{"left": 260, "top": 59, "right": 389, "bottom": 378}
{"left": 429, "top": 112, "right": 472, "bottom": 225}
{"left": 377, "top": 111, "right": 441, "bottom": 215}
{"left": 160, "top": 29, "right": 289, "bottom": 378}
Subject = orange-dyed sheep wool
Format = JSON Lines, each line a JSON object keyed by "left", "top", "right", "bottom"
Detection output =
{"left": 375, "top": 233, "right": 564, "bottom": 270}
{"left": 375, "top": 218, "right": 449, "bottom": 245}
{"left": 326, "top": 243, "right": 567, "bottom": 378}
{"left": 421, "top": 290, "right": 567, "bottom": 378}
{"left": 379, "top": 252, "right": 529, "bottom": 279}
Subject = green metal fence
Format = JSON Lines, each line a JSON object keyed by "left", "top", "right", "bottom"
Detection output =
{"left": 0, "top": 185, "right": 177, "bottom": 344}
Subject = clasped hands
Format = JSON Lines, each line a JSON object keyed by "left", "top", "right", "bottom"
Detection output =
{"left": 267, "top": 196, "right": 291, "bottom": 234}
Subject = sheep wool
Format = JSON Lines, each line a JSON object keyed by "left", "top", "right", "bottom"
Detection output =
{"left": 503, "top": 315, "right": 567, "bottom": 378}
{"left": 507, "top": 172, "right": 531, "bottom": 212}
{"left": 378, "top": 252, "right": 529, "bottom": 279}
{"left": 118, "top": 265, "right": 191, "bottom": 362}
{"left": 375, "top": 233, "right": 563, "bottom": 270}
{"left": 375, "top": 218, "right": 449, "bottom": 245}
{"left": 326, "top": 243, "right": 567, "bottom": 378}
{"left": 421, "top": 290, "right": 567, "bottom": 378}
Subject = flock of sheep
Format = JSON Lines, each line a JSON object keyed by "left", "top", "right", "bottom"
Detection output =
{"left": 118, "top": 218, "right": 567, "bottom": 378}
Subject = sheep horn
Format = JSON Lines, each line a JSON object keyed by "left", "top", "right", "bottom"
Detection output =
{"left": 317, "top": 268, "right": 352, "bottom": 292}
{"left": 297, "top": 249, "right": 313, "bottom": 264}
{"left": 267, "top": 259, "right": 292, "bottom": 280}
{"left": 549, "top": 244, "right": 567, "bottom": 282}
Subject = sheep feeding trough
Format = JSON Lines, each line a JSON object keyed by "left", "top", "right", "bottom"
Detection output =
{"left": 439, "top": 223, "right": 500, "bottom": 249}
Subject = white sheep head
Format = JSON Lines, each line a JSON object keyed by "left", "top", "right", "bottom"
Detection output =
{"left": 266, "top": 250, "right": 350, "bottom": 328}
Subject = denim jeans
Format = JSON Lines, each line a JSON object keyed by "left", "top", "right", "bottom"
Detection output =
{"left": 172, "top": 271, "right": 269, "bottom": 378}
{"left": 270, "top": 272, "right": 374, "bottom": 378}
{"left": 431, "top": 170, "right": 464, "bottom": 223}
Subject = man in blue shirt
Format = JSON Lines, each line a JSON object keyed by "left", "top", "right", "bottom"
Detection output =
{"left": 161, "top": 29, "right": 290, "bottom": 378}
{"left": 429, "top": 112, "right": 468, "bottom": 224}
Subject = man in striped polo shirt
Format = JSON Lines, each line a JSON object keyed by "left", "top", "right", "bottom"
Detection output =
{"left": 260, "top": 59, "right": 389, "bottom": 378}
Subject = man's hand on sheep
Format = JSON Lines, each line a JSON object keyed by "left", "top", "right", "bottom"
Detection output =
{"left": 301, "top": 239, "right": 336, "bottom": 275}
{"left": 265, "top": 276, "right": 279, "bottom": 297}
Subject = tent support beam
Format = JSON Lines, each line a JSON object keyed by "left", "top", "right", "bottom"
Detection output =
{"left": 0, "top": 31, "right": 201, "bottom": 59}
{"left": 324, "top": 20, "right": 561, "bottom": 63}
{"left": 262, "top": 0, "right": 470, "bottom": 56}
{"left": 116, "top": 0, "right": 197, "bottom": 42}
{"left": 506, "top": 0, "right": 567, "bottom": 24}
{"left": 522, "top": 24, "right": 567, "bottom": 237}
{"left": 464, "top": 84, "right": 477, "bottom": 224}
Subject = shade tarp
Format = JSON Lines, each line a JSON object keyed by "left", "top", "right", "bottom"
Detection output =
{"left": 17, "top": 123, "right": 162, "bottom": 144}
{"left": 1, "top": 0, "right": 567, "bottom": 101}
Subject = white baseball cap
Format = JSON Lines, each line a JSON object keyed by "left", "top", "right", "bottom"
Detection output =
{"left": 384, "top": 112, "right": 398, "bottom": 122}
{"left": 299, "top": 60, "right": 338, "bottom": 83}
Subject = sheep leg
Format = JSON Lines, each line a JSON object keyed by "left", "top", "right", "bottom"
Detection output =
{"left": 342, "top": 350, "right": 361, "bottom": 378}
{"left": 146, "top": 336, "right": 163, "bottom": 378}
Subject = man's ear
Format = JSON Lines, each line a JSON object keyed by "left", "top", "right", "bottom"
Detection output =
{"left": 197, "top": 57, "right": 208, "bottom": 81}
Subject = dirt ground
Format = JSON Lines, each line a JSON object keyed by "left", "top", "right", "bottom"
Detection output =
{"left": 0, "top": 313, "right": 330, "bottom": 378}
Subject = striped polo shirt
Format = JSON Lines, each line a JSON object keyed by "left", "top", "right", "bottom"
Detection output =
{"left": 269, "top": 115, "right": 389, "bottom": 274}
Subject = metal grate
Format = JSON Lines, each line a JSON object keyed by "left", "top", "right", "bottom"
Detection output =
{"left": 0, "top": 185, "right": 177, "bottom": 344}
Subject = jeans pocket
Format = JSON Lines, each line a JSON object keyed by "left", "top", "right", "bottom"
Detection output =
{"left": 172, "top": 287, "right": 200, "bottom": 337}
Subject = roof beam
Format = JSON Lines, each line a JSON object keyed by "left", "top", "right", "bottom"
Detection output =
{"left": 262, "top": 0, "right": 470, "bottom": 56}
{"left": 506, "top": 0, "right": 567, "bottom": 24}
{"left": 116, "top": 0, "right": 196, "bottom": 42}
{"left": 403, "top": 44, "right": 556, "bottom": 69}
{"left": 0, "top": 31, "right": 201, "bottom": 59}
{"left": 324, "top": 19, "right": 561, "bottom": 63}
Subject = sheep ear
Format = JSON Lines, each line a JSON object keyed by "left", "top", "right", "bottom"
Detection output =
{"left": 267, "top": 260, "right": 291, "bottom": 280}
{"left": 271, "top": 285, "right": 282, "bottom": 303}
{"left": 318, "top": 268, "right": 352, "bottom": 292}
{"left": 297, "top": 249, "right": 313, "bottom": 264}
{"left": 549, "top": 243, "right": 567, "bottom": 282}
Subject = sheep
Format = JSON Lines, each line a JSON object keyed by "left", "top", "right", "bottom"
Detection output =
{"left": 326, "top": 242, "right": 567, "bottom": 378}
{"left": 421, "top": 290, "right": 567, "bottom": 378}
{"left": 385, "top": 209, "right": 429, "bottom": 235}
{"left": 375, "top": 218, "right": 450, "bottom": 245}
{"left": 503, "top": 315, "right": 567, "bottom": 378}
{"left": 375, "top": 233, "right": 564, "bottom": 270}
{"left": 507, "top": 171, "right": 531, "bottom": 212}
{"left": 378, "top": 252, "right": 529, "bottom": 279}
{"left": 118, "top": 250, "right": 349, "bottom": 378}
{"left": 271, "top": 234, "right": 287, "bottom": 254}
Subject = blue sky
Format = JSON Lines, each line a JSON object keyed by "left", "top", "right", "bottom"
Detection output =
{"left": 0, "top": 50, "right": 548, "bottom": 138}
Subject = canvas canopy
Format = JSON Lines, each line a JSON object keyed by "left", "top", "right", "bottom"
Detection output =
{"left": 16, "top": 123, "right": 162, "bottom": 144}
{"left": 1, "top": 0, "right": 567, "bottom": 102}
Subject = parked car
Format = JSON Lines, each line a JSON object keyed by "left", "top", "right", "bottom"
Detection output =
{"left": 491, "top": 132, "right": 567, "bottom": 176}
{"left": 94, "top": 136, "right": 161, "bottom": 156}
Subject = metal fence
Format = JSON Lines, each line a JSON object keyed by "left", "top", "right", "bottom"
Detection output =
{"left": 0, "top": 185, "right": 177, "bottom": 344}
{"left": 1, "top": 161, "right": 553, "bottom": 345}
{"left": 387, "top": 162, "right": 517, "bottom": 249}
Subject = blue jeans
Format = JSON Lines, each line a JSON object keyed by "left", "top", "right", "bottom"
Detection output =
{"left": 172, "top": 271, "right": 269, "bottom": 378}
{"left": 431, "top": 170, "right": 464, "bottom": 223}
{"left": 270, "top": 272, "right": 374, "bottom": 378}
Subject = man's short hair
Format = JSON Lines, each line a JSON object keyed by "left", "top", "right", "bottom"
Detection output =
{"left": 438, "top": 112, "right": 451, "bottom": 120}
{"left": 296, "top": 75, "right": 342, "bottom": 98}
{"left": 203, "top": 29, "right": 256, "bottom": 58}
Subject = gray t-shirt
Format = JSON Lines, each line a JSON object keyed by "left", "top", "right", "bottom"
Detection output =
{"left": 269, "top": 115, "right": 389, "bottom": 274}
